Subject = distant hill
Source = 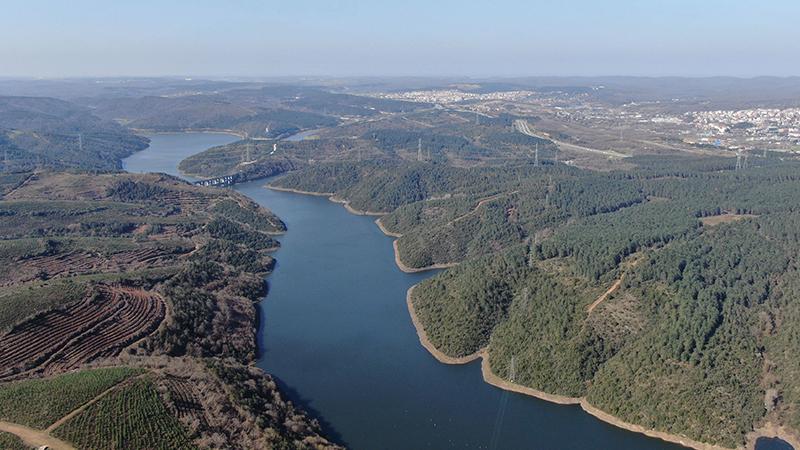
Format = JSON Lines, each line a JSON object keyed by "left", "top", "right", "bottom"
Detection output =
{"left": 84, "top": 86, "right": 426, "bottom": 138}
{"left": 84, "top": 93, "right": 341, "bottom": 138}
{"left": 0, "top": 96, "right": 149, "bottom": 171}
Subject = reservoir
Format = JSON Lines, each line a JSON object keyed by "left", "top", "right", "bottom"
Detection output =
{"left": 124, "top": 132, "right": 694, "bottom": 449}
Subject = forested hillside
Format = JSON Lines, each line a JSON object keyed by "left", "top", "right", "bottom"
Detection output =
{"left": 265, "top": 153, "right": 800, "bottom": 448}
{"left": 4, "top": 76, "right": 798, "bottom": 448}
{"left": 0, "top": 96, "right": 149, "bottom": 171}
{"left": 86, "top": 95, "right": 340, "bottom": 138}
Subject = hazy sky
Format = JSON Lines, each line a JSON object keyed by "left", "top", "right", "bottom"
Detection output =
{"left": 2, "top": 0, "right": 799, "bottom": 78}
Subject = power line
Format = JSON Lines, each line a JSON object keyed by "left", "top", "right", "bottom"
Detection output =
{"left": 489, "top": 355, "right": 516, "bottom": 450}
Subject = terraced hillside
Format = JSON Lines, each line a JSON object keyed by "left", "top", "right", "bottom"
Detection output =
{"left": 0, "top": 287, "right": 165, "bottom": 380}
{"left": 0, "top": 171, "right": 339, "bottom": 449}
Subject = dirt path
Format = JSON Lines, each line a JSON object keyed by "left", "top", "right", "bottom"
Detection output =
{"left": 449, "top": 190, "right": 519, "bottom": 225}
{"left": 587, "top": 253, "right": 648, "bottom": 314}
{"left": 46, "top": 375, "right": 140, "bottom": 432}
{"left": 0, "top": 421, "right": 75, "bottom": 450}
{"left": 0, "top": 371, "right": 141, "bottom": 450}
{"left": 2, "top": 172, "right": 36, "bottom": 199}
{"left": 586, "top": 277, "right": 623, "bottom": 313}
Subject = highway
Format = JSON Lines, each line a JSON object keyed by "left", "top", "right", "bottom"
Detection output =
{"left": 513, "top": 119, "right": 629, "bottom": 159}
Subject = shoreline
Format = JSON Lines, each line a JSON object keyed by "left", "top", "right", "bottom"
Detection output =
{"left": 266, "top": 185, "right": 335, "bottom": 197}
{"left": 392, "top": 240, "right": 458, "bottom": 273}
{"left": 134, "top": 128, "right": 247, "bottom": 139}
{"left": 328, "top": 196, "right": 384, "bottom": 216}
{"left": 479, "top": 357, "right": 582, "bottom": 406}
{"left": 261, "top": 182, "right": 794, "bottom": 450}
{"left": 576, "top": 399, "right": 729, "bottom": 450}
{"left": 405, "top": 285, "right": 484, "bottom": 364}
{"left": 374, "top": 217, "right": 403, "bottom": 238}
{"left": 265, "top": 185, "right": 460, "bottom": 273}
{"left": 375, "top": 216, "right": 458, "bottom": 273}
{"left": 265, "top": 185, "right": 385, "bottom": 216}
{"left": 405, "top": 281, "right": 744, "bottom": 450}
{"left": 746, "top": 424, "right": 800, "bottom": 450}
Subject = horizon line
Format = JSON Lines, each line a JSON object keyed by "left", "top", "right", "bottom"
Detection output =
{"left": 2, "top": 74, "right": 800, "bottom": 81}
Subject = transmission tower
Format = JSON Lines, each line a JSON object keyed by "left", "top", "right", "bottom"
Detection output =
{"left": 534, "top": 142, "right": 539, "bottom": 167}
{"left": 78, "top": 133, "right": 83, "bottom": 152}
{"left": 763, "top": 148, "right": 767, "bottom": 158}
{"left": 475, "top": 110, "right": 480, "bottom": 126}
{"left": 417, "top": 137, "right": 422, "bottom": 162}
{"left": 735, "top": 150, "right": 742, "bottom": 171}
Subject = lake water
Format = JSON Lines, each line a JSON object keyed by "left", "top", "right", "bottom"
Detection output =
{"left": 123, "top": 132, "right": 785, "bottom": 450}
{"left": 122, "top": 132, "right": 239, "bottom": 181}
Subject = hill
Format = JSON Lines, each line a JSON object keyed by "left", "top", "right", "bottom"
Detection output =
{"left": 266, "top": 153, "right": 800, "bottom": 449}
{"left": 0, "top": 96, "right": 149, "bottom": 172}
{"left": 0, "top": 171, "right": 339, "bottom": 449}
{"left": 86, "top": 94, "right": 340, "bottom": 138}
